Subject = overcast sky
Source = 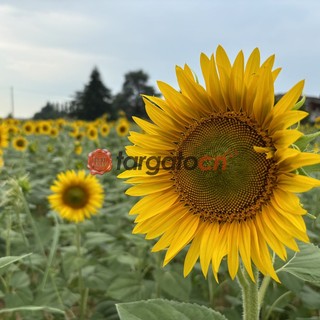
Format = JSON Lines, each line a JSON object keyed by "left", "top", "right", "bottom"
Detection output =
{"left": 1, "top": 0, "right": 320, "bottom": 118}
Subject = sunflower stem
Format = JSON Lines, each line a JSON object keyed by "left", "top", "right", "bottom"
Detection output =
{"left": 20, "top": 187, "right": 45, "bottom": 256}
{"left": 207, "top": 271, "right": 215, "bottom": 307}
{"left": 237, "top": 266, "right": 260, "bottom": 320}
{"left": 258, "top": 275, "right": 271, "bottom": 307}
{"left": 76, "top": 224, "right": 86, "bottom": 320}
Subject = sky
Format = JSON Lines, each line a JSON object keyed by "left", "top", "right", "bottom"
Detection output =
{"left": 1, "top": 0, "right": 320, "bottom": 119}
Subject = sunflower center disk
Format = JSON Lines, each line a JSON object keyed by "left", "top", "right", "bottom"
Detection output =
{"left": 17, "top": 139, "right": 25, "bottom": 147}
{"left": 63, "top": 186, "right": 88, "bottom": 209}
{"left": 173, "top": 113, "right": 277, "bottom": 223}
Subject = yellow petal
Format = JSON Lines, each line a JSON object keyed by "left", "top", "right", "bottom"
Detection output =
{"left": 253, "top": 66, "right": 274, "bottom": 125}
{"left": 145, "top": 206, "right": 189, "bottom": 239}
{"left": 229, "top": 51, "right": 244, "bottom": 112}
{"left": 267, "top": 206, "right": 309, "bottom": 243}
{"left": 200, "top": 222, "right": 219, "bottom": 277}
{"left": 216, "top": 46, "right": 232, "bottom": 108}
{"left": 272, "top": 67, "right": 281, "bottom": 81}
{"left": 227, "top": 222, "right": 239, "bottom": 279}
{"left": 212, "top": 223, "right": 228, "bottom": 272}
{"left": 277, "top": 173, "right": 320, "bottom": 193}
{"left": 244, "top": 48, "right": 260, "bottom": 84}
{"left": 238, "top": 222, "right": 255, "bottom": 281}
{"left": 272, "top": 188, "right": 306, "bottom": 215}
{"left": 158, "top": 80, "right": 200, "bottom": 120}
{"left": 276, "top": 149, "right": 320, "bottom": 173}
{"left": 125, "top": 181, "right": 173, "bottom": 196}
{"left": 272, "top": 130, "right": 303, "bottom": 149}
{"left": 269, "top": 110, "right": 308, "bottom": 133}
{"left": 255, "top": 214, "right": 287, "bottom": 260}
{"left": 144, "top": 95, "right": 190, "bottom": 128}
{"left": 184, "top": 224, "right": 206, "bottom": 277}
{"left": 129, "top": 191, "right": 178, "bottom": 216}
{"left": 144, "top": 97, "right": 180, "bottom": 131}
{"left": 152, "top": 228, "right": 175, "bottom": 252}
{"left": 164, "top": 214, "right": 200, "bottom": 265}
{"left": 273, "top": 80, "right": 305, "bottom": 116}
{"left": 128, "top": 132, "right": 174, "bottom": 150}
{"left": 176, "top": 66, "right": 213, "bottom": 115}
{"left": 261, "top": 207, "right": 300, "bottom": 251}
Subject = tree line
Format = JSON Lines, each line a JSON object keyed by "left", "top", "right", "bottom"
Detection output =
{"left": 33, "top": 67, "right": 160, "bottom": 121}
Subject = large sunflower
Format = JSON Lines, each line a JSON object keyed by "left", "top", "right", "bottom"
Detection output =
{"left": 48, "top": 170, "right": 104, "bottom": 223}
{"left": 119, "top": 46, "right": 320, "bottom": 282}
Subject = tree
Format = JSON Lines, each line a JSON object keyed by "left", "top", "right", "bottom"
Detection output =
{"left": 70, "top": 67, "right": 113, "bottom": 120}
{"left": 33, "top": 102, "right": 64, "bottom": 120}
{"left": 112, "top": 70, "right": 159, "bottom": 118}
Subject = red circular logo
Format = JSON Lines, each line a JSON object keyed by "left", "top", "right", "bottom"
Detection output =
{"left": 87, "top": 149, "right": 113, "bottom": 175}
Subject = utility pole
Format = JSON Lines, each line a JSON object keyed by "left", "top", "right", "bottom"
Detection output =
{"left": 10, "top": 86, "right": 14, "bottom": 118}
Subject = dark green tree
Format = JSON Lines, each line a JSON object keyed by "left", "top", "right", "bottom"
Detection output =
{"left": 33, "top": 102, "right": 64, "bottom": 120}
{"left": 112, "top": 70, "right": 159, "bottom": 118}
{"left": 70, "top": 67, "right": 113, "bottom": 120}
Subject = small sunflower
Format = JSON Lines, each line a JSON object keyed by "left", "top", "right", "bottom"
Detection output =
{"left": 22, "top": 121, "right": 34, "bottom": 135}
{"left": 100, "top": 124, "right": 110, "bottom": 137}
{"left": 0, "top": 124, "right": 9, "bottom": 148}
{"left": 75, "top": 131, "right": 85, "bottom": 141}
{"left": 119, "top": 46, "right": 320, "bottom": 282}
{"left": 49, "top": 127, "right": 59, "bottom": 137}
{"left": 69, "top": 124, "right": 80, "bottom": 138}
{"left": 116, "top": 120, "right": 130, "bottom": 137}
{"left": 34, "top": 123, "right": 42, "bottom": 135}
{"left": 56, "top": 118, "right": 66, "bottom": 129}
{"left": 86, "top": 126, "right": 99, "bottom": 141}
{"left": 7, "top": 125, "right": 19, "bottom": 136}
{"left": 41, "top": 121, "right": 52, "bottom": 135}
{"left": 48, "top": 170, "right": 104, "bottom": 223}
{"left": 74, "top": 143, "right": 83, "bottom": 155}
{"left": 12, "top": 136, "right": 28, "bottom": 152}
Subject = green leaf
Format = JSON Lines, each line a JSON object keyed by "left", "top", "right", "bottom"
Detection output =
{"left": 294, "top": 131, "right": 320, "bottom": 151}
{"left": 116, "top": 299, "right": 227, "bottom": 320}
{"left": 293, "top": 96, "right": 306, "bottom": 110}
{"left": 277, "top": 242, "right": 320, "bottom": 283}
{"left": 10, "top": 271, "right": 30, "bottom": 289}
{"left": 0, "top": 253, "right": 32, "bottom": 269}
{"left": 155, "top": 270, "right": 191, "bottom": 300}
{"left": 0, "top": 305, "right": 65, "bottom": 316}
{"left": 302, "top": 163, "right": 320, "bottom": 174}
{"left": 299, "top": 285, "right": 320, "bottom": 309}
{"left": 108, "top": 277, "right": 155, "bottom": 301}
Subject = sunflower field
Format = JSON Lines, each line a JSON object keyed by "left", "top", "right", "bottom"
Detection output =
{"left": 1, "top": 47, "right": 320, "bottom": 320}
{"left": 0, "top": 116, "right": 319, "bottom": 320}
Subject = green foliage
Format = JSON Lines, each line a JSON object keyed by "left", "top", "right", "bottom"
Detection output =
{"left": 277, "top": 242, "right": 320, "bottom": 284}
{"left": 294, "top": 131, "right": 320, "bottom": 151}
{"left": 116, "top": 299, "right": 228, "bottom": 320}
